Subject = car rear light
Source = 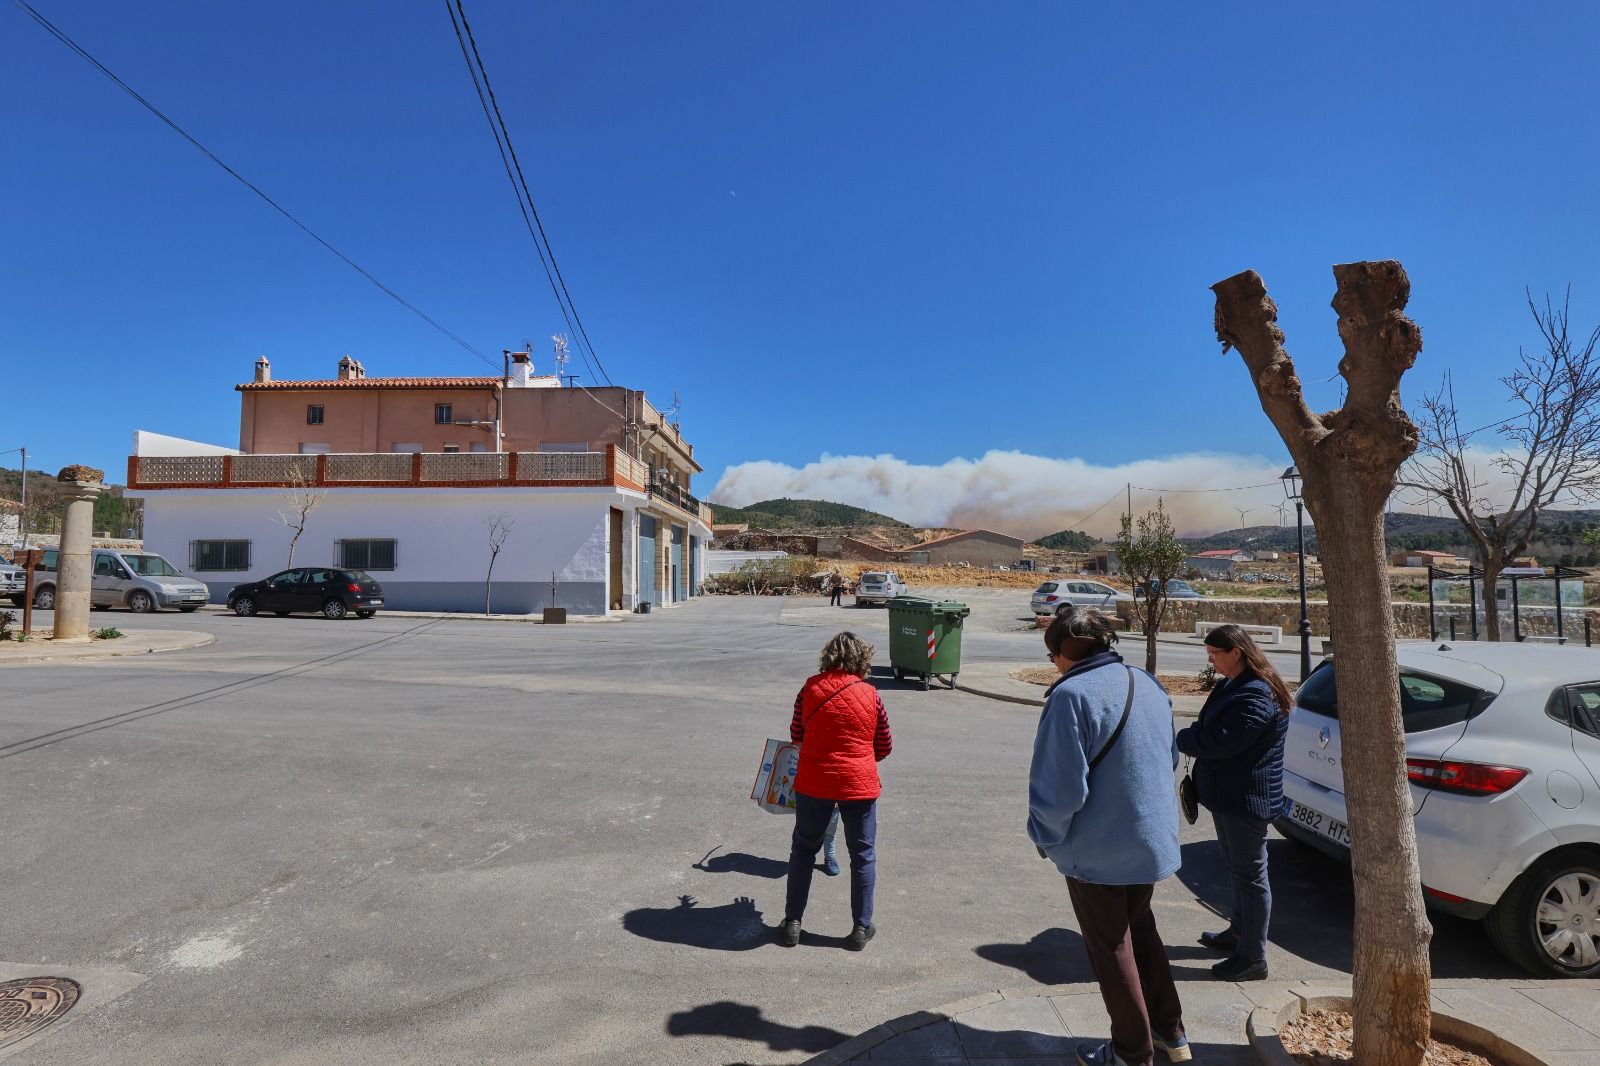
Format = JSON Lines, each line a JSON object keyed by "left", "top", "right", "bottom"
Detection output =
{"left": 1405, "top": 758, "right": 1528, "bottom": 796}
{"left": 347, "top": 583, "right": 361, "bottom": 593}
{"left": 1044, "top": 595, "right": 1058, "bottom": 602}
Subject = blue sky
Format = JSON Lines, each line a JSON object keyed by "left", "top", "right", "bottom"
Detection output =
{"left": 6, "top": 2, "right": 1599, "bottom": 534}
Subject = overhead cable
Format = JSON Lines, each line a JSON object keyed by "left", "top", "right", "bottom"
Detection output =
{"left": 444, "top": 0, "right": 614, "bottom": 388}
{"left": 9, "top": 0, "right": 502, "bottom": 373}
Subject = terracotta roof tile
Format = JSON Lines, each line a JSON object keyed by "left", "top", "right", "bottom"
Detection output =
{"left": 237, "top": 377, "right": 507, "bottom": 391}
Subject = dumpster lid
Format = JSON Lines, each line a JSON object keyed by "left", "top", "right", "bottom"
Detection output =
{"left": 887, "top": 595, "right": 936, "bottom": 610}
{"left": 933, "top": 600, "right": 971, "bottom": 616}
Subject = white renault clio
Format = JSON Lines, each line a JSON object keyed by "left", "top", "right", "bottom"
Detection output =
{"left": 1278, "top": 642, "right": 1600, "bottom": 977}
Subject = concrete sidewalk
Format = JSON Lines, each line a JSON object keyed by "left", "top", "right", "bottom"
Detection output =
{"left": 802, "top": 978, "right": 1600, "bottom": 1065}
{"left": 954, "top": 660, "right": 1207, "bottom": 716}
{"left": 0, "top": 628, "right": 215, "bottom": 665}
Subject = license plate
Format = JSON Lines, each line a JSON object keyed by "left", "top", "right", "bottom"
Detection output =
{"left": 1288, "top": 800, "right": 1351, "bottom": 847}
{"left": 368, "top": 599, "right": 382, "bottom": 605}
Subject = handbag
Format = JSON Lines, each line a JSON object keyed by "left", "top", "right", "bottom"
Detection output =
{"left": 1178, "top": 757, "right": 1198, "bottom": 825}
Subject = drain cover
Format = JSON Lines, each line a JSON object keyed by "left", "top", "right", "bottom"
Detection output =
{"left": 0, "top": 978, "right": 80, "bottom": 1048}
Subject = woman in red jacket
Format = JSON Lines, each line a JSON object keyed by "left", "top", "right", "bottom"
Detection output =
{"left": 780, "top": 631, "right": 893, "bottom": 951}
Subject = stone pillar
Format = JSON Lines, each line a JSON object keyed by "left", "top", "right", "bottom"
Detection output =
{"left": 52, "top": 465, "right": 105, "bottom": 643}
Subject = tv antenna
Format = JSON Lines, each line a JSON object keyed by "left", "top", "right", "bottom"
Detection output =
{"left": 664, "top": 390, "right": 683, "bottom": 426}
{"left": 551, "top": 334, "right": 574, "bottom": 387}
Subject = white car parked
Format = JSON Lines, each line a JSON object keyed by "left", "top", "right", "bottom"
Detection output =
{"left": 855, "top": 570, "right": 908, "bottom": 606}
{"left": 1278, "top": 642, "right": 1600, "bottom": 977}
{"left": 1031, "top": 579, "right": 1130, "bottom": 615}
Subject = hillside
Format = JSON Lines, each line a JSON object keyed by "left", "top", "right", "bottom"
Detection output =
{"left": 1, "top": 466, "right": 139, "bottom": 538}
{"left": 709, "top": 497, "right": 914, "bottom": 532}
{"left": 1031, "top": 528, "right": 1099, "bottom": 551}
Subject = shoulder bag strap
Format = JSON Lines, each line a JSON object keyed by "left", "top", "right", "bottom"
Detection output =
{"left": 1087, "top": 666, "right": 1137, "bottom": 770}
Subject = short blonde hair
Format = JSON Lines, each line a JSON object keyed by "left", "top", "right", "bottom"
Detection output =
{"left": 819, "top": 631, "right": 875, "bottom": 677}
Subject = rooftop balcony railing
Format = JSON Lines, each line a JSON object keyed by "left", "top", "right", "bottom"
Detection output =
{"left": 127, "top": 446, "right": 714, "bottom": 524}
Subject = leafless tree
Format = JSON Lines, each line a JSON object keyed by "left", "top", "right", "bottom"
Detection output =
{"left": 274, "top": 468, "right": 326, "bottom": 567}
{"left": 484, "top": 512, "right": 515, "bottom": 614}
{"left": 1213, "top": 261, "right": 1430, "bottom": 1065}
{"left": 1402, "top": 289, "right": 1600, "bottom": 638}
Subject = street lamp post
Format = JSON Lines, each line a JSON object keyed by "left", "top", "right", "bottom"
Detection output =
{"left": 1281, "top": 465, "right": 1312, "bottom": 682}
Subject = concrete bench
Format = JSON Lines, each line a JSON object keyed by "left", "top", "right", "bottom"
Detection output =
{"left": 1195, "top": 621, "right": 1284, "bottom": 645}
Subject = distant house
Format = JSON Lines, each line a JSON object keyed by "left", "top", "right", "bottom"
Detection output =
{"left": 899, "top": 529, "right": 1025, "bottom": 568}
{"left": 1389, "top": 549, "right": 1469, "bottom": 568}
{"left": 1194, "top": 548, "right": 1251, "bottom": 562}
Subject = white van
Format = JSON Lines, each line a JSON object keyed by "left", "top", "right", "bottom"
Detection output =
{"left": 27, "top": 548, "right": 210, "bottom": 613}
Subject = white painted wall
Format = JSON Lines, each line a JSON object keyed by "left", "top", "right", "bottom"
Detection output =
{"left": 135, "top": 486, "right": 630, "bottom": 614}
{"left": 132, "top": 430, "right": 240, "bottom": 457}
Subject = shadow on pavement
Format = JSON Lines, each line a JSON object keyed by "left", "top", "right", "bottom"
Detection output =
{"left": 1176, "top": 836, "right": 1526, "bottom": 979}
{"left": 621, "top": 895, "right": 769, "bottom": 951}
{"left": 974, "top": 926, "right": 1097, "bottom": 984}
{"left": 664, "top": 1001, "right": 848, "bottom": 1054}
{"left": 693, "top": 847, "right": 787, "bottom": 878}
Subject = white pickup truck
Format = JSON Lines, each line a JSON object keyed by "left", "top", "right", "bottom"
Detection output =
{"left": 0, "top": 561, "right": 25, "bottom": 606}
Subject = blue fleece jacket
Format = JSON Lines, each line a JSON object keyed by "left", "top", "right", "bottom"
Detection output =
{"left": 1027, "top": 652, "right": 1182, "bottom": 885}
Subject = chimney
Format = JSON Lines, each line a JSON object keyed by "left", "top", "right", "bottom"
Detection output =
{"left": 254, "top": 355, "right": 271, "bottom": 384}
{"left": 353, "top": 359, "right": 366, "bottom": 380}
{"left": 509, "top": 351, "right": 532, "bottom": 387}
{"left": 338, "top": 355, "right": 357, "bottom": 381}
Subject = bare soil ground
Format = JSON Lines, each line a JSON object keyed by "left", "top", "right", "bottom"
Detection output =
{"left": 1009, "top": 666, "right": 1213, "bottom": 693}
{"left": 1281, "top": 1010, "right": 1500, "bottom": 1066}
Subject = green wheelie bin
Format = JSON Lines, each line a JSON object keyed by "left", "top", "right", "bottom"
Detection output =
{"left": 886, "top": 596, "right": 971, "bottom": 690}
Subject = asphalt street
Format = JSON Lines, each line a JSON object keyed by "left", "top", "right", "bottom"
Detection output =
{"left": 0, "top": 595, "right": 1517, "bottom": 1064}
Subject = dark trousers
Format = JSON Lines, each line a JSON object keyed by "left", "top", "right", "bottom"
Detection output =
{"left": 829, "top": 587, "right": 843, "bottom": 605}
{"left": 1212, "top": 811, "right": 1272, "bottom": 964}
{"left": 786, "top": 792, "right": 877, "bottom": 927}
{"left": 1065, "top": 878, "right": 1185, "bottom": 1066}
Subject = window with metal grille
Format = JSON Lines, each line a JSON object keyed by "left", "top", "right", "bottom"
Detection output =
{"left": 338, "top": 539, "right": 397, "bottom": 571}
{"left": 434, "top": 403, "right": 453, "bottom": 424}
{"left": 191, "top": 540, "right": 250, "bottom": 571}
{"left": 306, "top": 404, "right": 325, "bottom": 425}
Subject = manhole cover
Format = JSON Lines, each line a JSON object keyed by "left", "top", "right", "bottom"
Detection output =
{"left": 0, "top": 978, "right": 80, "bottom": 1049}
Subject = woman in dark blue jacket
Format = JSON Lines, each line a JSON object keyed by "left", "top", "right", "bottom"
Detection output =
{"left": 1175, "top": 624, "right": 1292, "bottom": 982}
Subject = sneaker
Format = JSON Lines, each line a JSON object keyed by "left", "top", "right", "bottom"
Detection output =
{"left": 845, "top": 922, "right": 876, "bottom": 951}
{"left": 1153, "top": 1031, "right": 1193, "bottom": 1063}
{"left": 1211, "top": 955, "right": 1269, "bottom": 981}
{"left": 823, "top": 854, "right": 840, "bottom": 877}
{"left": 778, "top": 919, "right": 801, "bottom": 947}
{"left": 1076, "top": 1040, "right": 1129, "bottom": 1066}
{"left": 1198, "top": 929, "right": 1239, "bottom": 953}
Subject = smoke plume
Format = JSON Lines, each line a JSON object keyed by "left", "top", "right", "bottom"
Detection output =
{"left": 710, "top": 450, "right": 1298, "bottom": 540}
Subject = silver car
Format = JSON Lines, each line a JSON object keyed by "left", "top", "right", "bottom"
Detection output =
{"left": 1031, "top": 579, "right": 1130, "bottom": 615}
{"left": 855, "top": 570, "right": 908, "bottom": 606}
{"left": 28, "top": 548, "right": 209, "bottom": 613}
{"left": 1, "top": 562, "right": 25, "bottom": 606}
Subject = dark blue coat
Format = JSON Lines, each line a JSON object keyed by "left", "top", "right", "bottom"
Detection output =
{"left": 1175, "top": 672, "right": 1287, "bottom": 821}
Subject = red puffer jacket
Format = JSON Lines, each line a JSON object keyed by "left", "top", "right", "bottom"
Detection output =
{"left": 790, "top": 671, "right": 892, "bottom": 801}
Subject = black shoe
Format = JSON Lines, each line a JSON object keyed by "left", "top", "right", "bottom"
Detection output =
{"left": 1198, "top": 929, "right": 1238, "bottom": 952}
{"left": 778, "top": 919, "right": 801, "bottom": 947}
{"left": 1211, "top": 955, "right": 1268, "bottom": 981}
{"left": 845, "top": 923, "right": 876, "bottom": 951}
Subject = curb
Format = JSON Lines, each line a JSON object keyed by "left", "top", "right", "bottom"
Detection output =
{"left": 0, "top": 631, "right": 216, "bottom": 666}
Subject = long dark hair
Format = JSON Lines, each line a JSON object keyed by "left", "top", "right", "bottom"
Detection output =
{"left": 1203, "top": 625, "right": 1292, "bottom": 713}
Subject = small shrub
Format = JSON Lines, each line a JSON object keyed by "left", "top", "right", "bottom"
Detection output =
{"left": 1197, "top": 663, "right": 1218, "bottom": 691}
{"left": 92, "top": 627, "right": 125, "bottom": 640}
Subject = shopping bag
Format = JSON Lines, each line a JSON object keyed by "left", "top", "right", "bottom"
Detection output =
{"left": 750, "top": 737, "right": 801, "bottom": 814}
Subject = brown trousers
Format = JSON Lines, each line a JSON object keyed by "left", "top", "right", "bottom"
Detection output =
{"left": 1066, "top": 878, "right": 1185, "bottom": 1066}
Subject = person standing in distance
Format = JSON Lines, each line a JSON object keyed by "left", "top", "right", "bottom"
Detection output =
{"left": 1029, "top": 606, "right": 1189, "bottom": 1066}
{"left": 828, "top": 572, "right": 846, "bottom": 607}
{"left": 780, "top": 631, "right": 891, "bottom": 950}
{"left": 1176, "top": 624, "right": 1292, "bottom": 981}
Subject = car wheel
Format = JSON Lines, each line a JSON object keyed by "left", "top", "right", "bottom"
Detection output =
{"left": 1486, "top": 852, "right": 1600, "bottom": 977}
{"left": 356, "top": 609, "right": 376, "bottom": 619}
{"left": 127, "top": 590, "right": 155, "bottom": 614}
{"left": 322, "top": 599, "right": 348, "bottom": 620}
{"left": 34, "top": 586, "right": 55, "bottom": 610}
{"left": 232, "top": 596, "right": 257, "bottom": 617}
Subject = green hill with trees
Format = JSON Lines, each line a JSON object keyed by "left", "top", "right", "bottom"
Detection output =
{"left": 709, "top": 497, "right": 912, "bottom": 531}
{"left": 1030, "top": 528, "right": 1099, "bottom": 551}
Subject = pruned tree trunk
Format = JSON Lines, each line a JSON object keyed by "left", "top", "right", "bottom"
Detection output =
{"left": 1213, "top": 261, "right": 1431, "bottom": 1066}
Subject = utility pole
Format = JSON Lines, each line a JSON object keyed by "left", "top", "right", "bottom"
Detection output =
{"left": 1126, "top": 483, "right": 1132, "bottom": 525}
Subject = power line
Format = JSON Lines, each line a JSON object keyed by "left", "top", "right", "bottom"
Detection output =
{"left": 9, "top": 0, "right": 502, "bottom": 373}
{"left": 1129, "top": 480, "right": 1280, "bottom": 494}
{"left": 444, "top": 0, "right": 614, "bottom": 388}
{"left": 1053, "top": 488, "right": 1126, "bottom": 533}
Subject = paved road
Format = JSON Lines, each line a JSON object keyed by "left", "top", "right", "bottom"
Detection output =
{"left": 0, "top": 597, "right": 1515, "bottom": 1064}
